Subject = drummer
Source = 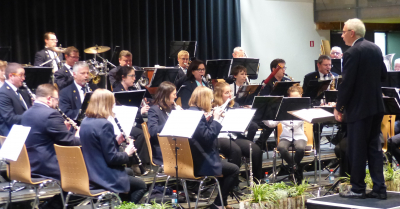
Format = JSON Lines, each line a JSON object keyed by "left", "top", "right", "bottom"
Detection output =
{"left": 109, "top": 50, "right": 141, "bottom": 88}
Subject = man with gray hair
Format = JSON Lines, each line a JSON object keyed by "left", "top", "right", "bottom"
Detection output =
{"left": 232, "top": 46, "right": 246, "bottom": 58}
{"left": 59, "top": 61, "right": 96, "bottom": 119}
{"left": 335, "top": 18, "right": 387, "bottom": 199}
{"left": 330, "top": 46, "right": 343, "bottom": 59}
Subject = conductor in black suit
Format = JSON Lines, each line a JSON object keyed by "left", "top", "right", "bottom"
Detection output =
{"left": 22, "top": 84, "right": 80, "bottom": 180}
{"left": 335, "top": 18, "right": 387, "bottom": 199}
{"left": 34, "top": 32, "right": 63, "bottom": 72}
{"left": 302, "top": 55, "right": 338, "bottom": 94}
{"left": 0, "top": 63, "right": 32, "bottom": 136}
{"left": 54, "top": 46, "right": 80, "bottom": 90}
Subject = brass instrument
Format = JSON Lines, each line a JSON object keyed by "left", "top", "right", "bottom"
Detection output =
{"left": 329, "top": 73, "right": 336, "bottom": 90}
{"left": 284, "top": 73, "right": 294, "bottom": 81}
{"left": 57, "top": 107, "right": 78, "bottom": 130}
{"left": 202, "top": 74, "right": 213, "bottom": 90}
{"left": 86, "top": 59, "right": 101, "bottom": 84}
{"left": 114, "top": 117, "right": 142, "bottom": 165}
{"left": 22, "top": 82, "right": 36, "bottom": 101}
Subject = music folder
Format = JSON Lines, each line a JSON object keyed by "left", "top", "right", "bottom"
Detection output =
{"left": 231, "top": 58, "right": 260, "bottom": 77}
{"left": 24, "top": 67, "right": 53, "bottom": 91}
{"left": 383, "top": 97, "right": 400, "bottom": 115}
{"left": 275, "top": 97, "right": 311, "bottom": 121}
{"left": 108, "top": 105, "right": 138, "bottom": 136}
{"left": 288, "top": 108, "right": 335, "bottom": 124}
{"left": 0, "top": 125, "right": 31, "bottom": 161}
{"left": 149, "top": 67, "right": 180, "bottom": 87}
{"left": 159, "top": 110, "right": 204, "bottom": 138}
{"left": 324, "top": 90, "right": 338, "bottom": 103}
{"left": 270, "top": 81, "right": 300, "bottom": 96}
{"left": 206, "top": 59, "right": 232, "bottom": 79}
{"left": 382, "top": 87, "right": 400, "bottom": 103}
{"left": 169, "top": 41, "right": 197, "bottom": 59}
{"left": 76, "top": 92, "right": 93, "bottom": 122}
{"left": 303, "top": 79, "right": 331, "bottom": 99}
{"left": 235, "top": 85, "right": 262, "bottom": 106}
{"left": 252, "top": 96, "right": 284, "bottom": 122}
{"left": 220, "top": 108, "right": 256, "bottom": 133}
{"left": 114, "top": 90, "right": 145, "bottom": 107}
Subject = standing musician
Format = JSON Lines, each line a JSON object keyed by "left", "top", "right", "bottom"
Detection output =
{"left": 213, "top": 82, "right": 263, "bottom": 182}
{"left": 147, "top": 81, "right": 180, "bottom": 165}
{"left": 178, "top": 59, "right": 208, "bottom": 109}
{"left": 34, "top": 32, "right": 63, "bottom": 71}
{"left": 79, "top": 89, "right": 146, "bottom": 203}
{"left": 109, "top": 50, "right": 141, "bottom": 87}
{"left": 22, "top": 84, "right": 80, "bottom": 180}
{"left": 174, "top": 50, "right": 190, "bottom": 90}
{"left": 0, "top": 63, "right": 32, "bottom": 136}
{"left": 188, "top": 86, "right": 239, "bottom": 209}
{"left": 264, "top": 84, "right": 307, "bottom": 184}
{"left": 113, "top": 66, "right": 150, "bottom": 175}
{"left": 259, "top": 58, "right": 290, "bottom": 96}
{"left": 0, "top": 60, "right": 6, "bottom": 88}
{"left": 54, "top": 46, "right": 80, "bottom": 90}
{"left": 59, "top": 61, "right": 96, "bottom": 120}
{"left": 335, "top": 18, "right": 387, "bottom": 199}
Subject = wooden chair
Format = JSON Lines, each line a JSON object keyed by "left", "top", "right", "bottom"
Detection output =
{"left": 157, "top": 135, "right": 223, "bottom": 209}
{"left": 176, "top": 97, "right": 182, "bottom": 107}
{"left": 142, "top": 122, "right": 169, "bottom": 204}
{"left": 381, "top": 115, "right": 396, "bottom": 153}
{"left": 53, "top": 145, "right": 121, "bottom": 209}
{"left": 9, "top": 144, "right": 64, "bottom": 209}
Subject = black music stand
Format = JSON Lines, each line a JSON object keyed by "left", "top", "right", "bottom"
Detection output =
{"left": 303, "top": 80, "right": 331, "bottom": 100}
{"left": 235, "top": 85, "right": 262, "bottom": 106}
{"left": 24, "top": 67, "right": 53, "bottom": 91}
{"left": 133, "top": 70, "right": 145, "bottom": 85}
{"left": 206, "top": 59, "right": 232, "bottom": 79}
{"left": 383, "top": 97, "right": 400, "bottom": 116}
{"left": 383, "top": 72, "right": 400, "bottom": 88}
{"left": 114, "top": 90, "right": 146, "bottom": 107}
{"left": 149, "top": 68, "right": 180, "bottom": 87}
{"left": 76, "top": 92, "right": 93, "bottom": 123}
{"left": 382, "top": 87, "right": 400, "bottom": 102}
{"left": 270, "top": 81, "right": 300, "bottom": 96}
{"left": 324, "top": 90, "right": 338, "bottom": 103}
{"left": 252, "top": 96, "right": 283, "bottom": 122}
{"left": 169, "top": 41, "right": 197, "bottom": 59}
{"left": 231, "top": 58, "right": 260, "bottom": 78}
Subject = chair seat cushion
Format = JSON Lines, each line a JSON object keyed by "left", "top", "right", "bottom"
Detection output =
{"left": 89, "top": 188, "right": 109, "bottom": 196}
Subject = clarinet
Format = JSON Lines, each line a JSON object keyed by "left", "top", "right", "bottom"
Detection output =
{"left": 22, "top": 82, "right": 36, "bottom": 101}
{"left": 57, "top": 107, "right": 79, "bottom": 130}
{"left": 114, "top": 117, "right": 142, "bottom": 165}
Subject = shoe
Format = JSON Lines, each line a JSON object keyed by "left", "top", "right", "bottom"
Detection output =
{"left": 225, "top": 205, "right": 234, "bottom": 209}
{"left": 231, "top": 186, "right": 244, "bottom": 196}
{"left": 366, "top": 191, "right": 387, "bottom": 200}
{"left": 339, "top": 190, "right": 366, "bottom": 199}
{"left": 131, "top": 165, "right": 142, "bottom": 176}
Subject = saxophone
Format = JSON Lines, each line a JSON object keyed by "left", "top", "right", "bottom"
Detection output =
{"left": 329, "top": 73, "right": 336, "bottom": 90}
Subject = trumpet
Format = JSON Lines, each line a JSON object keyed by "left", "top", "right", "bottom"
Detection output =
{"left": 22, "top": 82, "right": 36, "bottom": 102}
{"left": 114, "top": 117, "right": 142, "bottom": 165}
{"left": 57, "top": 107, "right": 78, "bottom": 130}
{"left": 202, "top": 74, "right": 213, "bottom": 90}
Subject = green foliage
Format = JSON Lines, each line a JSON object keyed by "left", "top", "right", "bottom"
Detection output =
{"left": 115, "top": 200, "right": 172, "bottom": 209}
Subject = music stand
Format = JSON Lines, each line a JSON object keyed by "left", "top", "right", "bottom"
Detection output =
{"left": 252, "top": 96, "right": 284, "bottom": 122}
{"left": 149, "top": 68, "right": 180, "bottom": 88}
{"left": 114, "top": 90, "right": 146, "bottom": 107}
{"left": 24, "top": 67, "right": 53, "bottom": 91}
{"left": 133, "top": 70, "right": 145, "bottom": 85}
{"left": 169, "top": 41, "right": 197, "bottom": 59}
{"left": 303, "top": 80, "right": 331, "bottom": 100}
{"left": 275, "top": 98, "right": 311, "bottom": 121}
{"left": 270, "top": 81, "right": 300, "bottom": 96}
{"left": 206, "top": 59, "right": 232, "bottom": 79}
{"left": 383, "top": 72, "right": 400, "bottom": 88}
{"left": 383, "top": 97, "right": 400, "bottom": 116}
{"left": 76, "top": 92, "right": 93, "bottom": 123}
{"left": 382, "top": 87, "right": 400, "bottom": 102}
{"left": 231, "top": 58, "right": 260, "bottom": 78}
{"left": 235, "top": 85, "right": 262, "bottom": 106}
{"left": 324, "top": 90, "right": 338, "bottom": 103}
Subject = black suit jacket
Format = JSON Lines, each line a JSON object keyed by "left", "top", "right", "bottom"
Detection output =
{"left": 302, "top": 71, "right": 338, "bottom": 94}
{"left": 54, "top": 65, "right": 74, "bottom": 90}
{"left": 80, "top": 118, "right": 130, "bottom": 193}
{"left": 0, "top": 83, "right": 32, "bottom": 136}
{"left": 179, "top": 79, "right": 205, "bottom": 109}
{"left": 22, "top": 103, "right": 80, "bottom": 180}
{"left": 33, "top": 49, "right": 63, "bottom": 67}
{"left": 259, "top": 76, "right": 291, "bottom": 96}
{"left": 147, "top": 104, "right": 169, "bottom": 165}
{"left": 336, "top": 38, "right": 387, "bottom": 122}
{"left": 59, "top": 82, "right": 83, "bottom": 119}
{"left": 187, "top": 106, "right": 223, "bottom": 176}
{"left": 109, "top": 65, "right": 142, "bottom": 87}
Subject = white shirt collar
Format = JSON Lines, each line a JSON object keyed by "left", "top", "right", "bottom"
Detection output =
{"left": 65, "top": 64, "right": 72, "bottom": 70}
{"left": 319, "top": 71, "right": 328, "bottom": 79}
{"left": 352, "top": 38, "right": 362, "bottom": 46}
{"left": 34, "top": 100, "right": 50, "bottom": 108}
{"left": 5, "top": 80, "right": 18, "bottom": 92}
{"left": 74, "top": 80, "right": 84, "bottom": 90}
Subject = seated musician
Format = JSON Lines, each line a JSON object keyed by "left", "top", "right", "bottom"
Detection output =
{"left": 59, "top": 61, "right": 96, "bottom": 120}
{"left": 303, "top": 55, "right": 338, "bottom": 95}
{"left": 179, "top": 59, "right": 208, "bottom": 109}
{"left": 112, "top": 66, "right": 150, "bottom": 175}
{"left": 0, "top": 60, "right": 6, "bottom": 88}
{"left": 0, "top": 63, "right": 32, "bottom": 136}
{"left": 174, "top": 50, "right": 190, "bottom": 90}
{"left": 147, "top": 81, "right": 180, "bottom": 165}
{"left": 79, "top": 89, "right": 146, "bottom": 203}
{"left": 230, "top": 65, "right": 247, "bottom": 97}
{"left": 109, "top": 50, "right": 141, "bottom": 87}
{"left": 54, "top": 46, "right": 80, "bottom": 90}
{"left": 22, "top": 84, "right": 80, "bottom": 180}
{"left": 264, "top": 84, "right": 307, "bottom": 184}
{"left": 259, "top": 58, "right": 290, "bottom": 96}
{"left": 330, "top": 46, "right": 343, "bottom": 59}
{"left": 213, "top": 82, "right": 263, "bottom": 182}
{"left": 188, "top": 86, "right": 239, "bottom": 209}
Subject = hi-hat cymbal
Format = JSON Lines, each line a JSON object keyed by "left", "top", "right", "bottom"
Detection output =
{"left": 84, "top": 46, "right": 110, "bottom": 54}
{"left": 48, "top": 47, "right": 67, "bottom": 53}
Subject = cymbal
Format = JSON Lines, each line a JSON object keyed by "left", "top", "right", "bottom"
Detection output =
{"left": 84, "top": 46, "right": 110, "bottom": 54}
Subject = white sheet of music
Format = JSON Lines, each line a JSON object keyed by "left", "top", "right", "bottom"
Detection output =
{"left": 221, "top": 108, "right": 256, "bottom": 132}
{"left": 0, "top": 125, "right": 31, "bottom": 161}
{"left": 160, "top": 110, "right": 203, "bottom": 138}
{"left": 109, "top": 105, "right": 138, "bottom": 136}
{"left": 288, "top": 108, "right": 334, "bottom": 123}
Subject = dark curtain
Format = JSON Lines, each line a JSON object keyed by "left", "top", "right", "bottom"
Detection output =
{"left": 0, "top": 0, "right": 241, "bottom": 67}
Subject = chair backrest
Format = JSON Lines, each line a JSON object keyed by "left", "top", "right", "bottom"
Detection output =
{"left": 157, "top": 135, "right": 196, "bottom": 179}
{"left": 53, "top": 145, "right": 92, "bottom": 196}
{"left": 9, "top": 144, "right": 34, "bottom": 184}
{"left": 381, "top": 115, "right": 396, "bottom": 152}
{"left": 141, "top": 122, "right": 157, "bottom": 166}
{"left": 176, "top": 97, "right": 182, "bottom": 107}
{"left": 276, "top": 122, "right": 313, "bottom": 148}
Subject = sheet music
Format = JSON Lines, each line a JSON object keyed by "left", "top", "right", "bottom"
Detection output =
{"left": 107, "top": 116, "right": 121, "bottom": 136}
{"left": 221, "top": 108, "right": 256, "bottom": 132}
{"left": 0, "top": 125, "right": 31, "bottom": 161}
{"left": 112, "top": 105, "right": 138, "bottom": 136}
{"left": 159, "top": 110, "right": 204, "bottom": 138}
{"left": 289, "top": 108, "right": 334, "bottom": 123}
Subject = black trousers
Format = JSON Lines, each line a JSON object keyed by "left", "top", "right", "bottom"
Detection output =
{"left": 119, "top": 176, "right": 147, "bottom": 203}
{"left": 347, "top": 114, "right": 386, "bottom": 193}
{"left": 388, "top": 134, "right": 400, "bottom": 164}
{"left": 334, "top": 137, "right": 351, "bottom": 177}
{"left": 129, "top": 126, "right": 150, "bottom": 166}
{"left": 213, "top": 161, "right": 239, "bottom": 206}
{"left": 277, "top": 139, "right": 307, "bottom": 168}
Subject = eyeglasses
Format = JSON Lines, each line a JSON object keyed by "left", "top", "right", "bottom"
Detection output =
{"left": 342, "top": 30, "right": 352, "bottom": 35}
{"left": 51, "top": 97, "right": 59, "bottom": 101}
{"left": 11, "top": 73, "right": 25, "bottom": 78}
{"left": 280, "top": 67, "right": 287, "bottom": 70}
{"left": 331, "top": 52, "right": 341, "bottom": 55}
{"left": 126, "top": 74, "right": 135, "bottom": 77}
{"left": 69, "top": 56, "right": 80, "bottom": 59}
{"left": 48, "top": 39, "right": 58, "bottom": 42}
{"left": 196, "top": 68, "right": 206, "bottom": 71}
{"left": 322, "top": 64, "right": 333, "bottom": 67}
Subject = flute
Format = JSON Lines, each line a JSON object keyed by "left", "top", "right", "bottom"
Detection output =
{"left": 22, "top": 82, "right": 36, "bottom": 101}
{"left": 114, "top": 117, "right": 142, "bottom": 165}
{"left": 57, "top": 107, "right": 79, "bottom": 130}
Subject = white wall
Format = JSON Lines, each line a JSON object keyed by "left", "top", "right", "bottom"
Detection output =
{"left": 241, "top": 0, "right": 330, "bottom": 84}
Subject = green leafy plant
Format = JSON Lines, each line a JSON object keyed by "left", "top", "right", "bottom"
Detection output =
{"left": 115, "top": 200, "right": 172, "bottom": 209}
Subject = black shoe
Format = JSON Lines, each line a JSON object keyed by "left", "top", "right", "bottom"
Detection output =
{"left": 366, "top": 191, "right": 387, "bottom": 200}
{"left": 339, "top": 190, "right": 366, "bottom": 199}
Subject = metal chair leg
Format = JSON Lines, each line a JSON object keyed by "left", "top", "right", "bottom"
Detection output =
{"left": 32, "top": 186, "right": 39, "bottom": 209}
{"left": 272, "top": 148, "right": 277, "bottom": 183}
{"left": 145, "top": 166, "right": 162, "bottom": 203}
{"left": 90, "top": 199, "right": 95, "bottom": 209}
{"left": 182, "top": 179, "right": 191, "bottom": 209}
{"left": 161, "top": 175, "right": 171, "bottom": 203}
{"left": 213, "top": 177, "right": 224, "bottom": 208}
{"left": 55, "top": 181, "right": 65, "bottom": 207}
{"left": 64, "top": 192, "right": 72, "bottom": 209}
{"left": 194, "top": 180, "right": 205, "bottom": 209}
{"left": 207, "top": 182, "right": 217, "bottom": 204}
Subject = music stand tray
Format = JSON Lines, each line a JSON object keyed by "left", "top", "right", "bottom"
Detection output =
{"left": 149, "top": 68, "right": 180, "bottom": 87}
{"left": 231, "top": 58, "right": 260, "bottom": 77}
{"left": 114, "top": 90, "right": 145, "bottom": 107}
{"left": 252, "top": 96, "right": 284, "bottom": 122}
{"left": 206, "top": 59, "right": 233, "bottom": 79}
{"left": 24, "top": 67, "right": 53, "bottom": 90}
{"left": 169, "top": 41, "right": 197, "bottom": 59}
{"left": 235, "top": 85, "right": 262, "bottom": 106}
{"left": 270, "top": 81, "right": 300, "bottom": 96}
